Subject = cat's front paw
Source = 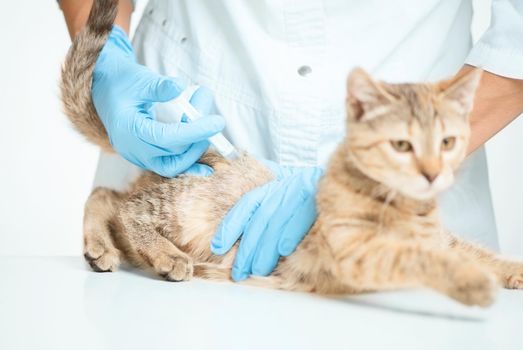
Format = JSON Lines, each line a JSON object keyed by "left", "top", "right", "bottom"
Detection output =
{"left": 497, "top": 262, "right": 523, "bottom": 289}
{"left": 447, "top": 263, "right": 498, "bottom": 307}
{"left": 84, "top": 240, "right": 121, "bottom": 272}
{"left": 153, "top": 254, "right": 194, "bottom": 282}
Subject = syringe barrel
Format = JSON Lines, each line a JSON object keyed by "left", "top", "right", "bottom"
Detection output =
{"left": 170, "top": 86, "right": 240, "bottom": 160}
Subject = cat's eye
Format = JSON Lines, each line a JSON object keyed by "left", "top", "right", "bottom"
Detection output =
{"left": 441, "top": 137, "right": 456, "bottom": 151}
{"left": 390, "top": 140, "right": 413, "bottom": 153}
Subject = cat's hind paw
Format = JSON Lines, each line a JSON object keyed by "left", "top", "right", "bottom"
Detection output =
{"left": 153, "top": 254, "right": 194, "bottom": 282}
{"left": 84, "top": 241, "right": 121, "bottom": 272}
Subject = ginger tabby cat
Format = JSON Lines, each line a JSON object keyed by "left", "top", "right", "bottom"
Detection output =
{"left": 61, "top": 0, "right": 523, "bottom": 307}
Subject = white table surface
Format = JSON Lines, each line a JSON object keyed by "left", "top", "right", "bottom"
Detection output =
{"left": 0, "top": 256, "right": 521, "bottom": 350}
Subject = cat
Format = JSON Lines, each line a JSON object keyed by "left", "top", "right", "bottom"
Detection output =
{"left": 60, "top": 0, "right": 523, "bottom": 306}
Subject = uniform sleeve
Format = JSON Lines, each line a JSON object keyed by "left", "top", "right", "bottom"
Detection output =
{"left": 466, "top": 0, "right": 523, "bottom": 79}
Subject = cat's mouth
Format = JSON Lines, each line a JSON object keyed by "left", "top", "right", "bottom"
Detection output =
{"left": 410, "top": 188, "right": 439, "bottom": 201}
{"left": 400, "top": 176, "right": 452, "bottom": 201}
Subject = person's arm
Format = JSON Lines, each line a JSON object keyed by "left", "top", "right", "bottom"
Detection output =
{"left": 463, "top": 0, "right": 523, "bottom": 154}
{"left": 59, "top": 0, "right": 225, "bottom": 177}
{"left": 463, "top": 65, "right": 523, "bottom": 154}
{"left": 59, "top": 0, "right": 133, "bottom": 39}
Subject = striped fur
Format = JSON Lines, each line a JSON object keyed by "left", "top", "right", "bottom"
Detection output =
{"left": 61, "top": 1, "right": 523, "bottom": 306}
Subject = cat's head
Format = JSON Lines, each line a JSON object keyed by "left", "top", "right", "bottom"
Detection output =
{"left": 344, "top": 68, "right": 482, "bottom": 201}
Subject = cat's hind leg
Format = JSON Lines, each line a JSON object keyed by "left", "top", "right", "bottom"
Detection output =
{"left": 335, "top": 236, "right": 498, "bottom": 306}
{"left": 445, "top": 233, "right": 523, "bottom": 289}
{"left": 83, "top": 187, "right": 125, "bottom": 272}
{"left": 119, "top": 192, "right": 193, "bottom": 282}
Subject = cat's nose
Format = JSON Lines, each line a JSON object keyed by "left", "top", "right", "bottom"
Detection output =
{"left": 421, "top": 171, "right": 439, "bottom": 184}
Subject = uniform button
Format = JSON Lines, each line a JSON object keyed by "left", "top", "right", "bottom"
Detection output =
{"left": 180, "top": 37, "right": 187, "bottom": 44}
{"left": 297, "top": 65, "right": 312, "bottom": 77}
{"left": 162, "top": 19, "right": 168, "bottom": 26}
{"left": 148, "top": 9, "right": 153, "bottom": 15}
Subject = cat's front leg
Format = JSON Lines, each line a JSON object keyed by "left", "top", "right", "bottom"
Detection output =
{"left": 497, "top": 263, "right": 523, "bottom": 289}
{"left": 335, "top": 236, "right": 498, "bottom": 306}
{"left": 445, "top": 233, "right": 523, "bottom": 289}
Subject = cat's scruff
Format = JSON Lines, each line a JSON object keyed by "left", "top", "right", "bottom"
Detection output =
{"left": 61, "top": 0, "right": 523, "bottom": 306}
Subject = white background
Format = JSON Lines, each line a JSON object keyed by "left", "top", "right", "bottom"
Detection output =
{"left": 0, "top": 0, "right": 521, "bottom": 256}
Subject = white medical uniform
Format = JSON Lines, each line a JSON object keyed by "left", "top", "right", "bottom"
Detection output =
{"left": 94, "top": 0, "right": 523, "bottom": 250}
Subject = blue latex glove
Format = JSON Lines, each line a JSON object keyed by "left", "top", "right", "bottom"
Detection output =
{"left": 92, "top": 25, "right": 225, "bottom": 177}
{"left": 211, "top": 162, "right": 323, "bottom": 281}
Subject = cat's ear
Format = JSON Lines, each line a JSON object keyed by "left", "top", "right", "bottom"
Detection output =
{"left": 438, "top": 68, "right": 482, "bottom": 115}
{"left": 346, "top": 68, "right": 397, "bottom": 122}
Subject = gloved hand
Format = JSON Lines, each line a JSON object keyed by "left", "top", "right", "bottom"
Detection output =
{"left": 211, "top": 161, "right": 323, "bottom": 281}
{"left": 92, "top": 25, "right": 225, "bottom": 177}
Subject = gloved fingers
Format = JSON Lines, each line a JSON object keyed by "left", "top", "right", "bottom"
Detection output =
{"left": 183, "top": 163, "right": 214, "bottom": 176}
{"left": 251, "top": 176, "right": 306, "bottom": 276}
{"left": 133, "top": 113, "right": 224, "bottom": 149}
{"left": 123, "top": 118, "right": 190, "bottom": 158}
{"left": 148, "top": 140, "right": 210, "bottom": 178}
{"left": 211, "top": 183, "right": 271, "bottom": 255}
{"left": 94, "top": 26, "right": 134, "bottom": 73}
{"left": 141, "top": 140, "right": 190, "bottom": 158}
{"left": 302, "top": 167, "right": 324, "bottom": 189}
{"left": 165, "top": 86, "right": 213, "bottom": 123}
{"left": 277, "top": 195, "right": 318, "bottom": 256}
{"left": 231, "top": 182, "right": 287, "bottom": 281}
{"left": 170, "top": 115, "right": 226, "bottom": 144}
{"left": 189, "top": 86, "right": 214, "bottom": 116}
{"left": 252, "top": 168, "right": 321, "bottom": 261}
{"left": 107, "top": 117, "right": 184, "bottom": 159}
{"left": 120, "top": 152, "right": 147, "bottom": 170}
{"left": 142, "top": 102, "right": 154, "bottom": 116}
{"left": 279, "top": 169, "right": 322, "bottom": 256}
{"left": 139, "top": 74, "right": 187, "bottom": 103}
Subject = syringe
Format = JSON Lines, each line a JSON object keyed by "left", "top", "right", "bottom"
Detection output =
{"left": 166, "top": 85, "right": 240, "bottom": 160}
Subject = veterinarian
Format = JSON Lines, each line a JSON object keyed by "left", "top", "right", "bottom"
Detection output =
{"left": 60, "top": 0, "right": 523, "bottom": 281}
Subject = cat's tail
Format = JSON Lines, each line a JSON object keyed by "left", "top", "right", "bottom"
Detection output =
{"left": 60, "top": 0, "right": 119, "bottom": 152}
